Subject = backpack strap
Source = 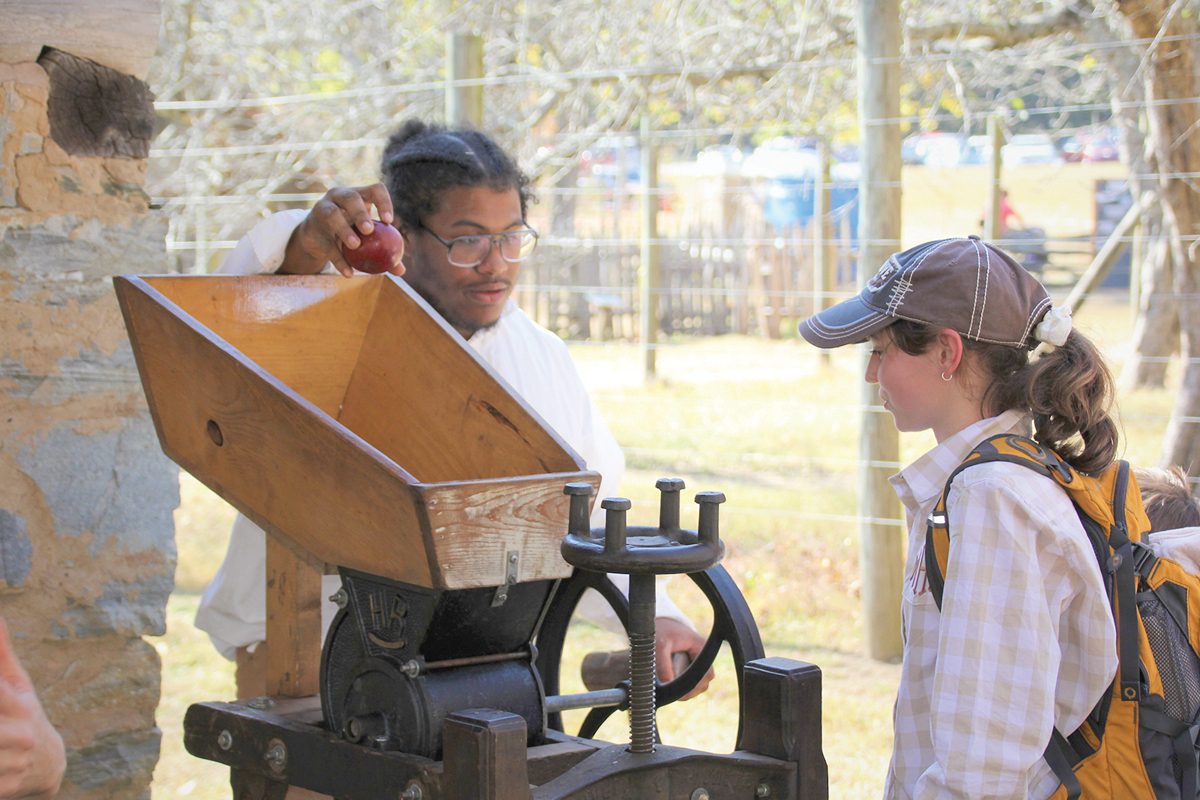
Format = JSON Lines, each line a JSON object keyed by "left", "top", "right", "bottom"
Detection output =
{"left": 1044, "top": 729, "right": 1082, "bottom": 800}
{"left": 924, "top": 434, "right": 1056, "bottom": 610}
{"left": 1108, "top": 461, "right": 1141, "bottom": 703}
{"left": 1141, "top": 708, "right": 1200, "bottom": 800}
{"left": 922, "top": 434, "right": 1136, "bottom": 799}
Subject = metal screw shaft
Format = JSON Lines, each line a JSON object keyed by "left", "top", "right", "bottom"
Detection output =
{"left": 627, "top": 573, "right": 657, "bottom": 753}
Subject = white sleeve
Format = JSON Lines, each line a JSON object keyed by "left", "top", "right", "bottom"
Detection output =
{"left": 214, "top": 209, "right": 312, "bottom": 275}
{"left": 195, "top": 513, "right": 342, "bottom": 658}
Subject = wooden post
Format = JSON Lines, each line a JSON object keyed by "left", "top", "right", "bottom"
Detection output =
{"left": 639, "top": 116, "right": 659, "bottom": 382}
{"left": 446, "top": 32, "right": 483, "bottom": 127}
{"left": 443, "top": 710, "right": 533, "bottom": 800}
{"left": 856, "top": 0, "right": 904, "bottom": 663}
{"left": 984, "top": 114, "right": 1003, "bottom": 241}
{"left": 740, "top": 658, "right": 829, "bottom": 800}
{"left": 265, "top": 537, "right": 323, "bottom": 697}
{"left": 814, "top": 141, "right": 834, "bottom": 367}
{"left": 764, "top": 236, "right": 783, "bottom": 339}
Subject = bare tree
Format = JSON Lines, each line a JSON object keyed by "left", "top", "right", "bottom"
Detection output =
{"left": 1112, "top": 0, "right": 1200, "bottom": 471}
{"left": 148, "top": 0, "right": 1200, "bottom": 467}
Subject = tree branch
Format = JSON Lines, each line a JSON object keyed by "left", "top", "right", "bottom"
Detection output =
{"left": 906, "top": 4, "right": 1089, "bottom": 50}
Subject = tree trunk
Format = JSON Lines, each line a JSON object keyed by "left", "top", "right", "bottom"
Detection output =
{"left": 1116, "top": 0, "right": 1200, "bottom": 472}
{"left": 1099, "top": 56, "right": 1182, "bottom": 392}
{"left": 1121, "top": 234, "right": 1179, "bottom": 390}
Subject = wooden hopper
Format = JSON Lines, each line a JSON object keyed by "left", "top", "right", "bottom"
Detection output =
{"left": 114, "top": 274, "right": 600, "bottom": 695}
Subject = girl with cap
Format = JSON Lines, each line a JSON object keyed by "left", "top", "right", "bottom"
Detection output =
{"left": 799, "top": 236, "right": 1116, "bottom": 799}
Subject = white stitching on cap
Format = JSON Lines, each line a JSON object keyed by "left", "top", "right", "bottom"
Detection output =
{"left": 972, "top": 239, "right": 989, "bottom": 340}
{"left": 884, "top": 240, "right": 947, "bottom": 316}
{"left": 1020, "top": 296, "right": 1054, "bottom": 345}
{"left": 806, "top": 310, "right": 890, "bottom": 338}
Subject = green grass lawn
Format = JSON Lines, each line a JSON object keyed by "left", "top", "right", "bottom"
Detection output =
{"left": 150, "top": 290, "right": 1173, "bottom": 800}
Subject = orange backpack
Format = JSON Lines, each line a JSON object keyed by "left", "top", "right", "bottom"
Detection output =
{"left": 925, "top": 433, "right": 1200, "bottom": 799}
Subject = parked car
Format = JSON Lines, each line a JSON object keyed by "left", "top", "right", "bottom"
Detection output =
{"left": 1058, "top": 134, "right": 1085, "bottom": 162}
{"left": 741, "top": 137, "right": 820, "bottom": 178}
{"left": 901, "top": 131, "right": 965, "bottom": 167}
{"left": 960, "top": 135, "right": 993, "bottom": 165}
{"left": 1060, "top": 127, "right": 1121, "bottom": 163}
{"left": 1002, "top": 134, "right": 1064, "bottom": 168}
{"left": 1080, "top": 128, "right": 1121, "bottom": 162}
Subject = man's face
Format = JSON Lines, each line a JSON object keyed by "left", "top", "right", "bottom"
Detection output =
{"left": 398, "top": 185, "right": 524, "bottom": 339}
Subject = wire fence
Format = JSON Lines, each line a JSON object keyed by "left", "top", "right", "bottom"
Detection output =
{"left": 142, "top": 10, "right": 1200, "bottom": 509}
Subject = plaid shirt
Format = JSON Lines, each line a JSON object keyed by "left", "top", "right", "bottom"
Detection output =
{"left": 884, "top": 410, "right": 1117, "bottom": 800}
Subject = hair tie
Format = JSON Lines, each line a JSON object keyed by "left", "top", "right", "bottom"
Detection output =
{"left": 1034, "top": 305, "right": 1073, "bottom": 347}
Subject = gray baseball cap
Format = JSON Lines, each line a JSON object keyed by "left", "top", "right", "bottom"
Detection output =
{"left": 798, "top": 236, "right": 1052, "bottom": 349}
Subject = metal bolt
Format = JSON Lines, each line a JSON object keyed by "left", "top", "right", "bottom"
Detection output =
{"left": 564, "top": 482, "right": 594, "bottom": 538}
{"left": 401, "top": 659, "right": 421, "bottom": 678}
{"left": 264, "top": 740, "right": 287, "bottom": 772}
{"left": 400, "top": 783, "right": 424, "bottom": 800}
{"left": 346, "top": 718, "right": 363, "bottom": 742}
{"left": 248, "top": 696, "right": 275, "bottom": 710}
{"left": 509, "top": 552, "right": 518, "bottom": 563}
{"left": 216, "top": 730, "right": 233, "bottom": 751}
{"left": 756, "top": 783, "right": 772, "bottom": 798}
{"left": 690, "top": 789, "right": 710, "bottom": 800}
{"left": 329, "top": 587, "right": 348, "bottom": 608}
{"left": 601, "top": 498, "right": 631, "bottom": 556}
{"left": 695, "top": 491, "right": 726, "bottom": 545}
{"left": 656, "top": 477, "right": 685, "bottom": 532}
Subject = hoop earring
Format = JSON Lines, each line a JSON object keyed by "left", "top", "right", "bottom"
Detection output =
{"left": 941, "top": 372, "right": 953, "bottom": 382}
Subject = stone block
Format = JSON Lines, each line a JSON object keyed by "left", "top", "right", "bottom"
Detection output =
{"left": 0, "top": 40, "right": 173, "bottom": 800}
{"left": 0, "top": 508, "right": 32, "bottom": 587}
{"left": 62, "top": 727, "right": 160, "bottom": 798}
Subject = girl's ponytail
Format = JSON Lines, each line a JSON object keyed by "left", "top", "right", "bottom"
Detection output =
{"left": 1022, "top": 331, "right": 1117, "bottom": 475}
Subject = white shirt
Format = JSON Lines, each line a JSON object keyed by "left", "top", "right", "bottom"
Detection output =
{"left": 195, "top": 210, "right": 684, "bottom": 658}
{"left": 885, "top": 410, "right": 1117, "bottom": 800}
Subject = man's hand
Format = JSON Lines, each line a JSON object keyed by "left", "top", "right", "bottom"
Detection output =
{"left": 279, "top": 184, "right": 401, "bottom": 278}
{"left": 654, "top": 618, "right": 713, "bottom": 700}
{"left": 0, "top": 619, "right": 65, "bottom": 800}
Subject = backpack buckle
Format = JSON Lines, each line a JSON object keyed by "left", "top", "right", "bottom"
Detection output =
{"left": 1131, "top": 540, "right": 1156, "bottom": 578}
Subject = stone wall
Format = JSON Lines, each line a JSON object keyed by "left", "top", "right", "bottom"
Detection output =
{"left": 0, "top": 54, "right": 177, "bottom": 800}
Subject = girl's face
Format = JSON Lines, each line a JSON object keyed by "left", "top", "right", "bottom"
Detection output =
{"left": 865, "top": 331, "right": 949, "bottom": 435}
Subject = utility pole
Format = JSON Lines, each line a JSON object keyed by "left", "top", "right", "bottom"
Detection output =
{"left": 445, "top": 33, "right": 483, "bottom": 127}
{"left": 856, "top": 0, "right": 904, "bottom": 663}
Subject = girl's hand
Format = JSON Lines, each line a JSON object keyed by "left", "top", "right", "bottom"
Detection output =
{"left": 280, "top": 184, "right": 398, "bottom": 278}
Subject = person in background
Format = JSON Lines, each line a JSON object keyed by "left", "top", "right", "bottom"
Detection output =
{"left": 1137, "top": 466, "right": 1200, "bottom": 532}
{"left": 998, "top": 189, "right": 1025, "bottom": 235}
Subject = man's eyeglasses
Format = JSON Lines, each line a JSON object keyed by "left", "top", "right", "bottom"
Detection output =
{"left": 418, "top": 223, "right": 539, "bottom": 268}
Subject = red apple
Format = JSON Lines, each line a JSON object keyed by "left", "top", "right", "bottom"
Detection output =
{"left": 340, "top": 221, "right": 405, "bottom": 274}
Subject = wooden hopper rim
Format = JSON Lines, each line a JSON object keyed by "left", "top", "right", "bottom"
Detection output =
{"left": 115, "top": 273, "right": 600, "bottom": 587}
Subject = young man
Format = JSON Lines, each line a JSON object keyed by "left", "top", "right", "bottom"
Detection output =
{"left": 195, "top": 120, "right": 709, "bottom": 698}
